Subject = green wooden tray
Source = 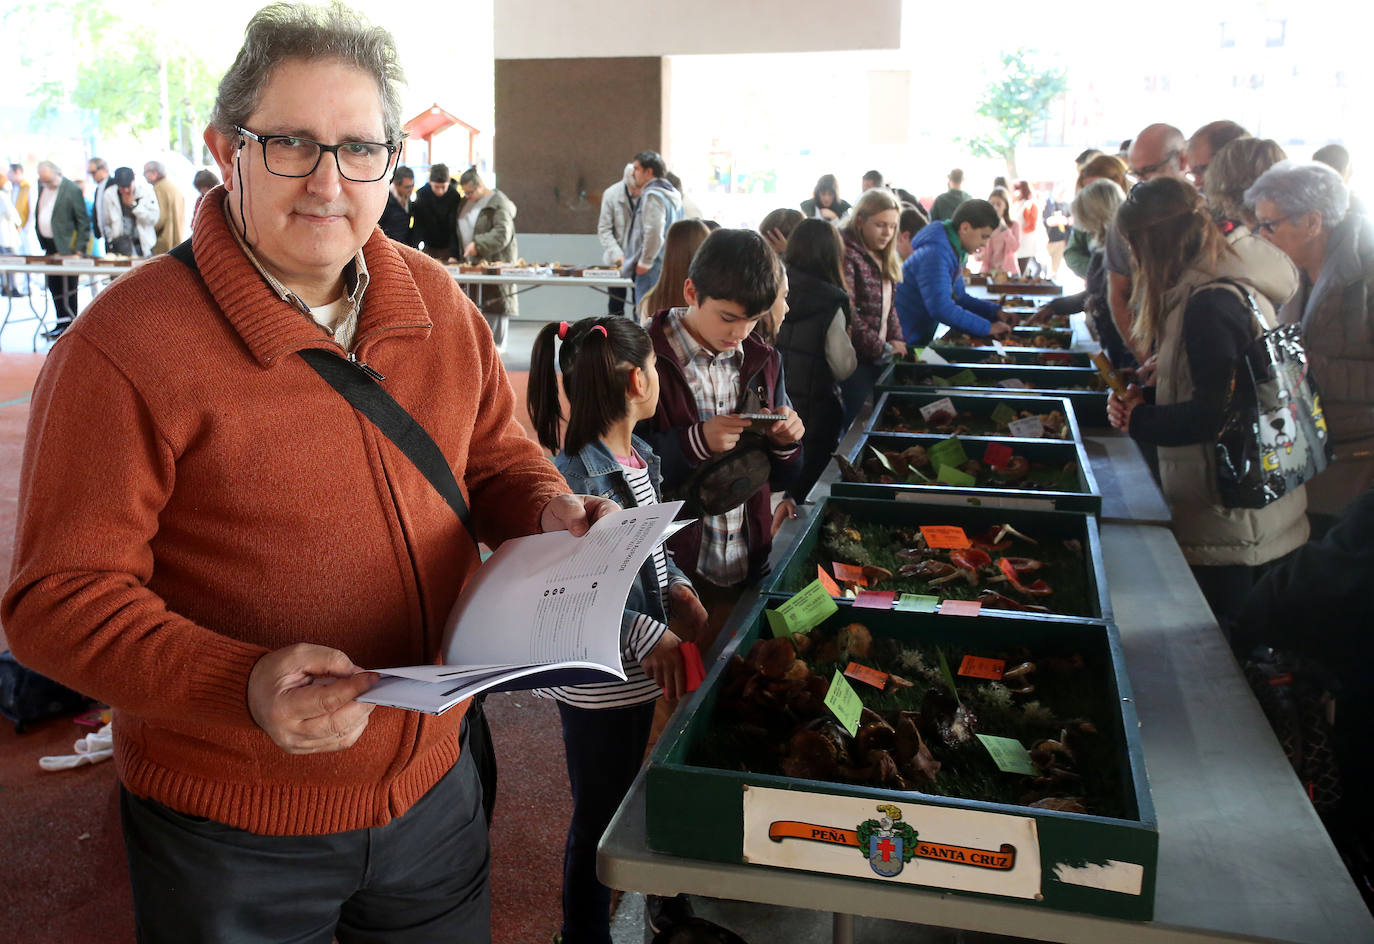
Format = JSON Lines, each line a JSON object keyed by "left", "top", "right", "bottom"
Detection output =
{"left": 645, "top": 599, "right": 1157, "bottom": 920}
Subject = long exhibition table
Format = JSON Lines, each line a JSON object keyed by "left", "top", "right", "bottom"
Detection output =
{"left": 597, "top": 400, "right": 1371, "bottom": 944}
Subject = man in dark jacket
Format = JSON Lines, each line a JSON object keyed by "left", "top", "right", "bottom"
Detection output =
{"left": 410, "top": 163, "right": 461, "bottom": 259}
{"left": 34, "top": 160, "right": 90, "bottom": 339}
{"left": 930, "top": 169, "right": 973, "bottom": 221}
{"left": 378, "top": 165, "right": 415, "bottom": 244}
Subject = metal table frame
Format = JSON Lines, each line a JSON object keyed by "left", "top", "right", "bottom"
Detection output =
{"left": 0, "top": 260, "right": 129, "bottom": 351}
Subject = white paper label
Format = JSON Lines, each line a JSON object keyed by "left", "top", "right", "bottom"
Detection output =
{"left": 1008, "top": 416, "right": 1045, "bottom": 439}
{"left": 61, "top": 257, "right": 89, "bottom": 267}
{"left": 915, "top": 347, "right": 950, "bottom": 365}
{"left": 1051, "top": 860, "right": 1144, "bottom": 896}
{"left": 741, "top": 784, "right": 1041, "bottom": 900}
{"left": 991, "top": 339, "right": 1008, "bottom": 358}
{"left": 920, "top": 397, "right": 957, "bottom": 422}
{"left": 0, "top": 255, "right": 23, "bottom": 266}
{"left": 582, "top": 268, "right": 621, "bottom": 277}
{"left": 997, "top": 379, "right": 1028, "bottom": 389}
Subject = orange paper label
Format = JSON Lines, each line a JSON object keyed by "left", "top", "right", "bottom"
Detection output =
{"left": 844, "top": 662, "right": 889, "bottom": 689}
{"left": 831, "top": 562, "right": 869, "bottom": 586}
{"left": 921, "top": 526, "right": 971, "bottom": 549}
{"left": 816, "top": 565, "right": 842, "bottom": 597}
{"left": 958, "top": 655, "right": 1005, "bottom": 679}
{"left": 939, "top": 600, "right": 983, "bottom": 617}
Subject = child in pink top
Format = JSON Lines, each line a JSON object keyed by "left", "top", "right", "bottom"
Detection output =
{"left": 978, "top": 186, "right": 1022, "bottom": 276}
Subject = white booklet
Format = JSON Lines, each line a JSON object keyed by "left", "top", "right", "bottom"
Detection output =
{"left": 358, "top": 501, "right": 688, "bottom": 714}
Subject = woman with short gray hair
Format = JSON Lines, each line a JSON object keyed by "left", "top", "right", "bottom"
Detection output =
{"left": 1246, "top": 160, "right": 1374, "bottom": 526}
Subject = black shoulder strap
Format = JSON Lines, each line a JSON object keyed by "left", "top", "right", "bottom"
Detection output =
{"left": 166, "top": 238, "right": 476, "bottom": 544}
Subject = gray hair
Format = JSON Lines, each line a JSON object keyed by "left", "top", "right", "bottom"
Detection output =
{"left": 36, "top": 160, "right": 60, "bottom": 177}
{"left": 1070, "top": 178, "right": 1125, "bottom": 243}
{"left": 144, "top": 160, "right": 166, "bottom": 177}
{"left": 1204, "top": 138, "right": 1286, "bottom": 225}
{"left": 1244, "top": 160, "right": 1350, "bottom": 229}
{"left": 210, "top": 2, "right": 406, "bottom": 143}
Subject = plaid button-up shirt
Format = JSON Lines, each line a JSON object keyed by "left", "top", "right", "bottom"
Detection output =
{"left": 664, "top": 308, "right": 751, "bottom": 587}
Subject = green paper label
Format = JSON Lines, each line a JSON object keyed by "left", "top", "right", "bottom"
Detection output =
{"left": 825, "top": 669, "right": 863, "bottom": 736}
{"left": 977, "top": 734, "right": 1037, "bottom": 775}
{"left": 773, "top": 579, "right": 838, "bottom": 636}
{"left": 765, "top": 608, "right": 791, "bottom": 637}
{"left": 928, "top": 375, "right": 954, "bottom": 387}
{"left": 947, "top": 368, "right": 979, "bottom": 387}
{"left": 895, "top": 593, "right": 940, "bottom": 612}
{"left": 991, "top": 403, "right": 1018, "bottom": 425}
{"left": 937, "top": 465, "right": 977, "bottom": 486}
{"left": 927, "top": 436, "right": 967, "bottom": 470}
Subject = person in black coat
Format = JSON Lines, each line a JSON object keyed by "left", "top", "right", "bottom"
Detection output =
{"left": 774, "top": 219, "right": 858, "bottom": 503}
{"left": 1233, "top": 485, "right": 1374, "bottom": 905}
{"left": 410, "top": 163, "right": 461, "bottom": 259}
{"left": 378, "top": 165, "right": 416, "bottom": 245}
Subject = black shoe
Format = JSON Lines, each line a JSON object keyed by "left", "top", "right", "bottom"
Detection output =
{"left": 646, "top": 894, "right": 694, "bottom": 935}
{"left": 40, "top": 325, "right": 68, "bottom": 341}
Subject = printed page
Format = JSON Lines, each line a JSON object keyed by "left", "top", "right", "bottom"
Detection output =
{"left": 359, "top": 502, "right": 686, "bottom": 711}
{"left": 441, "top": 501, "right": 685, "bottom": 669}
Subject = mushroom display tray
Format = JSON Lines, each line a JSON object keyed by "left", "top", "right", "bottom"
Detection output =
{"left": 645, "top": 600, "right": 1157, "bottom": 920}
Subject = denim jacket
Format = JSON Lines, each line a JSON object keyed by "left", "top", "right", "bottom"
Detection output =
{"left": 554, "top": 435, "right": 689, "bottom": 663}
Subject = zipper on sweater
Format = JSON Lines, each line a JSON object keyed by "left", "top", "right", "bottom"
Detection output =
{"left": 348, "top": 351, "right": 386, "bottom": 381}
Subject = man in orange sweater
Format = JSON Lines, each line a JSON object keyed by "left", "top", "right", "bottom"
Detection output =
{"left": 1, "top": 5, "right": 609, "bottom": 941}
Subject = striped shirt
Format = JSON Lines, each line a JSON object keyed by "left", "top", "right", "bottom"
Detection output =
{"left": 542, "top": 458, "right": 671, "bottom": 708}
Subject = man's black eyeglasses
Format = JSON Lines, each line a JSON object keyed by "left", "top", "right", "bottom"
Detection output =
{"left": 1255, "top": 215, "right": 1291, "bottom": 234}
{"left": 1129, "top": 150, "right": 1181, "bottom": 181}
{"left": 235, "top": 126, "right": 400, "bottom": 182}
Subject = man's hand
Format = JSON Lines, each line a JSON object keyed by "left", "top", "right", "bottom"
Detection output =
{"left": 247, "top": 644, "right": 379, "bottom": 755}
{"left": 640, "top": 629, "right": 686, "bottom": 701}
{"left": 119, "top": 187, "right": 135, "bottom": 207}
{"left": 702, "top": 414, "right": 752, "bottom": 453}
{"left": 988, "top": 321, "right": 1013, "bottom": 338}
{"left": 668, "top": 583, "right": 708, "bottom": 644}
{"left": 540, "top": 494, "right": 620, "bottom": 537}
{"left": 763, "top": 227, "right": 789, "bottom": 254}
{"left": 889, "top": 339, "right": 908, "bottom": 358}
{"left": 463, "top": 241, "right": 477, "bottom": 260}
{"left": 762, "top": 406, "right": 804, "bottom": 447}
{"left": 771, "top": 497, "right": 799, "bottom": 537}
{"left": 613, "top": 255, "right": 625, "bottom": 267}
{"left": 636, "top": 262, "right": 651, "bottom": 276}
{"left": 1107, "top": 384, "right": 1146, "bottom": 431}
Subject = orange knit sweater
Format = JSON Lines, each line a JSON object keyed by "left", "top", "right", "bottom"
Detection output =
{"left": 2, "top": 189, "right": 569, "bottom": 835}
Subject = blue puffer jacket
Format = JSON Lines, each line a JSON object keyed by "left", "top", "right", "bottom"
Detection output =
{"left": 896, "top": 221, "right": 1004, "bottom": 346}
{"left": 553, "top": 435, "right": 688, "bottom": 662}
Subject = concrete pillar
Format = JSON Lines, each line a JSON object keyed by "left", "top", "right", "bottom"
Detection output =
{"left": 493, "top": 56, "right": 668, "bottom": 236}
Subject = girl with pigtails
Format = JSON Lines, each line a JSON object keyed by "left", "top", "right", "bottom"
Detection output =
{"left": 527, "top": 316, "right": 707, "bottom": 944}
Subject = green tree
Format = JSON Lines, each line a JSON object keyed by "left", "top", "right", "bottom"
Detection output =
{"left": 24, "top": 3, "right": 220, "bottom": 162}
{"left": 960, "top": 49, "right": 1068, "bottom": 179}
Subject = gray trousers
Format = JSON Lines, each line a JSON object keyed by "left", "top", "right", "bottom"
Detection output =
{"left": 120, "top": 747, "right": 491, "bottom": 944}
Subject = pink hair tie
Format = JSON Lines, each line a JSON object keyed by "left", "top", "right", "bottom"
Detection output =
{"left": 557, "top": 321, "right": 570, "bottom": 339}
{"left": 591, "top": 325, "right": 608, "bottom": 338}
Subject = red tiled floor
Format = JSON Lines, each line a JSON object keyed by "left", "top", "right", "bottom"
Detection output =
{"left": 0, "top": 355, "right": 575, "bottom": 943}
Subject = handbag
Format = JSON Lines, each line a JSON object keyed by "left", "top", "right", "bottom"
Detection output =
{"left": 169, "top": 240, "right": 500, "bottom": 825}
{"left": 1213, "top": 282, "right": 1333, "bottom": 509}
{"left": 0, "top": 650, "right": 91, "bottom": 733}
{"left": 670, "top": 431, "right": 773, "bottom": 518}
